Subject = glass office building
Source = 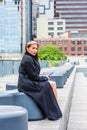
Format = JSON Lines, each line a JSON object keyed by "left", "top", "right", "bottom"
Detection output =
{"left": 25, "top": 0, "right": 32, "bottom": 42}
{"left": 54, "top": 0, "right": 87, "bottom": 32}
{"left": 0, "top": 0, "right": 21, "bottom": 53}
{"left": 20, "top": 0, "right": 32, "bottom": 53}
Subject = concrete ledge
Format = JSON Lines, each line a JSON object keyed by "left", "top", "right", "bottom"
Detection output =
{"left": 0, "top": 93, "right": 14, "bottom": 105}
{"left": 0, "top": 64, "right": 76, "bottom": 130}
{"left": 40, "top": 64, "right": 74, "bottom": 88}
{"left": 6, "top": 83, "right": 17, "bottom": 90}
{"left": 58, "top": 67, "right": 76, "bottom": 130}
{"left": 0, "top": 105, "right": 28, "bottom": 130}
{"left": 28, "top": 67, "right": 76, "bottom": 130}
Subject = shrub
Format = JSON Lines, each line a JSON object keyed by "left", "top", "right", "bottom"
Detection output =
{"left": 38, "top": 45, "right": 67, "bottom": 61}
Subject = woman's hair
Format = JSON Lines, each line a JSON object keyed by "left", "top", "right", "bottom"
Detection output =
{"left": 25, "top": 41, "right": 39, "bottom": 60}
{"left": 25, "top": 41, "right": 39, "bottom": 51}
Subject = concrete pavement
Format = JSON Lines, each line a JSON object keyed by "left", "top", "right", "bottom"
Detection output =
{"left": 1, "top": 62, "right": 87, "bottom": 130}
{"left": 0, "top": 65, "right": 76, "bottom": 130}
{"left": 67, "top": 72, "right": 87, "bottom": 130}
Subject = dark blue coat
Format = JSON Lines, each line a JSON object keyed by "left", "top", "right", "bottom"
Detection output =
{"left": 18, "top": 52, "right": 62, "bottom": 120}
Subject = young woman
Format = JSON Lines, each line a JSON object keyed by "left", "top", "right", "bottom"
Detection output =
{"left": 18, "top": 41, "right": 62, "bottom": 120}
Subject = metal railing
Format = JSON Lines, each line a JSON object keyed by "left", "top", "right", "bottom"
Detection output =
{"left": 0, "top": 60, "right": 49, "bottom": 77}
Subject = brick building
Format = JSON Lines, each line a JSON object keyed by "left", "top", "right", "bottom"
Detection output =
{"left": 35, "top": 31, "right": 87, "bottom": 56}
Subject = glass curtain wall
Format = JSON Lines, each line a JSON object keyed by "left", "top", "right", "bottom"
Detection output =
{"left": 0, "top": 0, "right": 21, "bottom": 53}
{"left": 25, "top": 0, "right": 32, "bottom": 42}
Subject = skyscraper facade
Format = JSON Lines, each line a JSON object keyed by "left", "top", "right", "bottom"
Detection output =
{"left": 20, "top": 0, "right": 32, "bottom": 53}
{"left": 0, "top": 0, "right": 21, "bottom": 53}
{"left": 32, "top": 0, "right": 39, "bottom": 38}
{"left": 0, "top": 0, "right": 32, "bottom": 54}
{"left": 25, "top": 0, "right": 32, "bottom": 42}
{"left": 54, "top": 0, "right": 87, "bottom": 32}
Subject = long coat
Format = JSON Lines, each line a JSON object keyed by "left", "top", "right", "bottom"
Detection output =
{"left": 18, "top": 52, "right": 62, "bottom": 120}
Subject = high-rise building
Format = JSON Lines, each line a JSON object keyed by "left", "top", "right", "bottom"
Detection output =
{"left": 0, "top": 0, "right": 21, "bottom": 53}
{"left": 35, "top": 0, "right": 87, "bottom": 56}
{"left": 36, "top": 0, "right": 66, "bottom": 39}
{"left": 25, "top": 0, "right": 32, "bottom": 42}
{"left": 32, "top": 0, "right": 39, "bottom": 39}
{"left": 39, "top": 0, "right": 54, "bottom": 19}
{"left": 54, "top": 0, "right": 87, "bottom": 32}
{"left": 21, "top": 0, "right": 32, "bottom": 53}
{"left": 37, "top": 16, "right": 65, "bottom": 39}
{"left": 0, "top": 0, "right": 32, "bottom": 54}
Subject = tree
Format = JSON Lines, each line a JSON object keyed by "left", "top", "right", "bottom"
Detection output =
{"left": 38, "top": 45, "right": 67, "bottom": 61}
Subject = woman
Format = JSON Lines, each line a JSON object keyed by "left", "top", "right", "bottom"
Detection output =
{"left": 18, "top": 41, "right": 62, "bottom": 120}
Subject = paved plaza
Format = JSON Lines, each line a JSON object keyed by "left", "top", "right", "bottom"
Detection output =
{"left": 0, "top": 62, "right": 87, "bottom": 130}
{"left": 67, "top": 72, "right": 87, "bottom": 130}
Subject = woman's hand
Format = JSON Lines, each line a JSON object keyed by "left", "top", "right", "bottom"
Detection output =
{"left": 46, "top": 76, "right": 50, "bottom": 80}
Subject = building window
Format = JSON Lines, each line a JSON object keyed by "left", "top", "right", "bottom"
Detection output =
{"left": 48, "top": 22, "right": 54, "bottom": 25}
{"left": 84, "top": 40, "right": 87, "bottom": 45}
{"left": 48, "top": 32, "right": 54, "bottom": 36}
{"left": 18, "top": 1, "right": 19, "bottom": 4}
{"left": 46, "top": 42, "right": 50, "bottom": 45}
{"left": 57, "top": 22, "right": 63, "bottom": 25}
{"left": 64, "top": 47, "right": 67, "bottom": 51}
{"left": 59, "top": 47, "right": 62, "bottom": 51}
{"left": 57, "top": 32, "right": 62, "bottom": 35}
{"left": 71, "top": 33, "right": 87, "bottom": 38}
{"left": 14, "top": 0, "right": 19, "bottom": 5}
{"left": 78, "top": 47, "right": 81, "bottom": 51}
{"left": 58, "top": 41, "right": 62, "bottom": 45}
{"left": 71, "top": 41, "right": 75, "bottom": 45}
{"left": 48, "top": 27, "right": 54, "bottom": 30}
{"left": 77, "top": 53, "right": 81, "bottom": 56}
{"left": 71, "top": 47, "right": 75, "bottom": 51}
{"left": 52, "top": 41, "right": 56, "bottom": 45}
{"left": 15, "top": 1, "right": 17, "bottom": 4}
{"left": 64, "top": 41, "right": 67, "bottom": 45}
{"left": 40, "top": 41, "right": 44, "bottom": 46}
{"left": 71, "top": 54, "right": 75, "bottom": 56}
{"left": 77, "top": 41, "right": 82, "bottom": 45}
{"left": 57, "top": 27, "right": 63, "bottom": 30}
{"left": 84, "top": 47, "right": 87, "bottom": 51}
{"left": 54, "top": 1, "right": 56, "bottom": 4}
{"left": 54, "top": 12, "right": 60, "bottom": 18}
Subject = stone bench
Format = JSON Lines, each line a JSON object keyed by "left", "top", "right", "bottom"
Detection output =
{"left": 6, "top": 64, "right": 74, "bottom": 90}
{"left": 6, "top": 83, "right": 17, "bottom": 90}
{"left": 0, "top": 105, "right": 28, "bottom": 130}
{"left": 40, "top": 65, "right": 74, "bottom": 88}
{"left": 0, "top": 65, "right": 76, "bottom": 130}
{"left": 28, "top": 66, "right": 76, "bottom": 130}
{"left": 0, "top": 90, "right": 46, "bottom": 121}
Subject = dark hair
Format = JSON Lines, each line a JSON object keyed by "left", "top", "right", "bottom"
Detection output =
{"left": 25, "top": 41, "right": 39, "bottom": 61}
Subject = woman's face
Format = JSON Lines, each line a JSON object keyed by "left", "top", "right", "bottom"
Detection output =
{"left": 27, "top": 44, "right": 38, "bottom": 56}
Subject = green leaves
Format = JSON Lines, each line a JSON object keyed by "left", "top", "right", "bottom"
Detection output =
{"left": 38, "top": 45, "right": 66, "bottom": 61}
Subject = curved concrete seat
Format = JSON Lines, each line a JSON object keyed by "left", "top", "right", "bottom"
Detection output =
{"left": 6, "top": 83, "right": 17, "bottom": 90}
{"left": 0, "top": 93, "right": 13, "bottom": 105}
{"left": 0, "top": 105, "right": 28, "bottom": 130}
{"left": 14, "top": 92, "right": 46, "bottom": 121}
{"left": 0, "top": 90, "right": 46, "bottom": 121}
{"left": 51, "top": 74, "right": 64, "bottom": 88}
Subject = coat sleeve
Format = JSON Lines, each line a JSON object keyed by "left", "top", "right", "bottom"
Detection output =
{"left": 25, "top": 58, "right": 48, "bottom": 82}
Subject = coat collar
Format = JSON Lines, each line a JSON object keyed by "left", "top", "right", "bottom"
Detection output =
{"left": 25, "top": 51, "right": 38, "bottom": 61}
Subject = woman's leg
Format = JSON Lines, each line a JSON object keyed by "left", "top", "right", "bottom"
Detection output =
{"left": 48, "top": 81, "right": 58, "bottom": 100}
